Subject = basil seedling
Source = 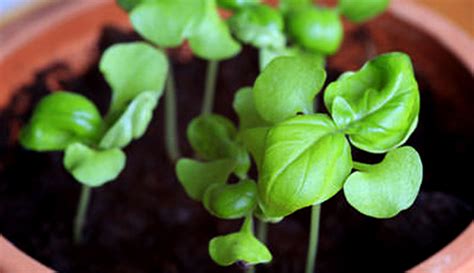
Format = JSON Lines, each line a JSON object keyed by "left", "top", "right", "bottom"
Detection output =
{"left": 21, "top": 42, "right": 168, "bottom": 243}
{"left": 177, "top": 52, "right": 422, "bottom": 273}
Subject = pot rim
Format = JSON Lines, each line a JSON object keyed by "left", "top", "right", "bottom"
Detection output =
{"left": 0, "top": 0, "right": 472, "bottom": 272}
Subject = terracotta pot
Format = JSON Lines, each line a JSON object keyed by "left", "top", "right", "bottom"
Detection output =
{"left": 0, "top": 0, "right": 472, "bottom": 272}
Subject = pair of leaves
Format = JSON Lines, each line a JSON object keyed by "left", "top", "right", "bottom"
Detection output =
{"left": 20, "top": 42, "right": 168, "bottom": 187}
{"left": 130, "top": 0, "right": 240, "bottom": 60}
{"left": 209, "top": 216, "right": 272, "bottom": 266}
{"left": 253, "top": 53, "right": 421, "bottom": 219}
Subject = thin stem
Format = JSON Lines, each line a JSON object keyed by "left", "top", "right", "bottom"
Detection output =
{"left": 164, "top": 65, "right": 180, "bottom": 162}
{"left": 305, "top": 205, "right": 321, "bottom": 273}
{"left": 201, "top": 60, "right": 219, "bottom": 115}
{"left": 74, "top": 185, "right": 91, "bottom": 244}
{"left": 353, "top": 161, "right": 372, "bottom": 171}
{"left": 257, "top": 220, "right": 268, "bottom": 244}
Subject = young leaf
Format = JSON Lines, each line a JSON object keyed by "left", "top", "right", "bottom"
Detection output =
{"left": 324, "top": 52, "right": 420, "bottom": 153}
{"left": 20, "top": 92, "right": 103, "bottom": 151}
{"left": 99, "top": 91, "right": 160, "bottom": 149}
{"left": 176, "top": 158, "right": 236, "bottom": 201}
{"left": 253, "top": 56, "right": 326, "bottom": 123}
{"left": 217, "top": 0, "right": 260, "bottom": 10}
{"left": 287, "top": 6, "right": 343, "bottom": 54}
{"left": 279, "top": 0, "right": 312, "bottom": 13}
{"left": 239, "top": 127, "right": 269, "bottom": 172}
{"left": 64, "top": 143, "right": 126, "bottom": 187}
{"left": 189, "top": 0, "right": 241, "bottom": 60}
{"left": 130, "top": 0, "right": 205, "bottom": 47}
{"left": 339, "top": 0, "right": 390, "bottom": 23}
{"left": 259, "top": 46, "right": 325, "bottom": 71}
{"left": 229, "top": 4, "right": 285, "bottom": 49}
{"left": 344, "top": 146, "right": 423, "bottom": 218}
{"left": 233, "top": 87, "right": 270, "bottom": 130}
{"left": 259, "top": 114, "right": 352, "bottom": 218}
{"left": 99, "top": 42, "right": 168, "bottom": 117}
{"left": 209, "top": 217, "right": 272, "bottom": 266}
{"left": 203, "top": 179, "right": 257, "bottom": 219}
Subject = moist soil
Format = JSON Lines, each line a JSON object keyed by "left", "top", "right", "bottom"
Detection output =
{"left": 0, "top": 26, "right": 472, "bottom": 273}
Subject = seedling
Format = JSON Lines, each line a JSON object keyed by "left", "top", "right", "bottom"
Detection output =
{"left": 117, "top": 0, "right": 241, "bottom": 161}
{"left": 177, "top": 52, "right": 422, "bottom": 272}
{"left": 20, "top": 42, "right": 169, "bottom": 243}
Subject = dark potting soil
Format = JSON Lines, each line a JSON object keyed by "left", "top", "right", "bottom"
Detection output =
{"left": 0, "top": 26, "right": 472, "bottom": 273}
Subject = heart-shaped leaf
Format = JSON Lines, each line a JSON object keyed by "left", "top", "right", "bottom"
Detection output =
{"left": 209, "top": 217, "right": 272, "bottom": 266}
{"left": 344, "top": 146, "right": 423, "bottom": 218}
{"left": 64, "top": 143, "right": 126, "bottom": 187}
{"left": 253, "top": 56, "right": 326, "bottom": 124}
{"left": 258, "top": 114, "right": 352, "bottom": 218}
{"left": 99, "top": 91, "right": 160, "bottom": 149}
{"left": 204, "top": 179, "right": 257, "bottom": 219}
{"left": 339, "top": 0, "right": 389, "bottom": 23}
{"left": 176, "top": 158, "right": 236, "bottom": 201}
{"left": 20, "top": 92, "right": 103, "bottom": 151}
{"left": 324, "top": 52, "right": 420, "bottom": 153}
{"left": 99, "top": 42, "right": 168, "bottom": 117}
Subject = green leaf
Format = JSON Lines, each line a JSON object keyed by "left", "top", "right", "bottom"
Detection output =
{"left": 116, "top": 0, "right": 145, "bottom": 11}
{"left": 176, "top": 158, "right": 236, "bottom": 201}
{"left": 239, "top": 127, "right": 269, "bottom": 172}
{"left": 99, "top": 42, "right": 168, "bottom": 117}
{"left": 253, "top": 56, "right": 326, "bottom": 124}
{"left": 324, "top": 52, "right": 420, "bottom": 153}
{"left": 258, "top": 114, "right": 352, "bottom": 218}
{"left": 229, "top": 4, "right": 285, "bottom": 49}
{"left": 339, "top": 0, "right": 389, "bottom": 23}
{"left": 99, "top": 91, "right": 160, "bottom": 149}
{"left": 64, "top": 143, "right": 126, "bottom": 187}
{"left": 130, "top": 0, "right": 205, "bottom": 47}
{"left": 259, "top": 46, "right": 325, "bottom": 71}
{"left": 233, "top": 87, "right": 270, "bottom": 130}
{"left": 287, "top": 6, "right": 343, "bottom": 54}
{"left": 279, "top": 0, "right": 312, "bottom": 13}
{"left": 217, "top": 0, "right": 260, "bottom": 10}
{"left": 204, "top": 179, "right": 257, "bottom": 219}
{"left": 187, "top": 114, "right": 250, "bottom": 177}
{"left": 189, "top": 0, "right": 241, "bottom": 60}
{"left": 20, "top": 92, "right": 103, "bottom": 151}
{"left": 344, "top": 146, "right": 423, "bottom": 218}
{"left": 209, "top": 217, "right": 272, "bottom": 266}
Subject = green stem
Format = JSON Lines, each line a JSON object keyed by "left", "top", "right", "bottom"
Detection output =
{"left": 257, "top": 220, "right": 268, "bottom": 244}
{"left": 305, "top": 205, "right": 321, "bottom": 273}
{"left": 165, "top": 65, "right": 180, "bottom": 162}
{"left": 353, "top": 161, "right": 372, "bottom": 171}
{"left": 201, "top": 60, "right": 219, "bottom": 115}
{"left": 74, "top": 185, "right": 91, "bottom": 243}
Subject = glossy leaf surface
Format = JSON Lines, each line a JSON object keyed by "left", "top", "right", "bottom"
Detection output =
{"left": 324, "top": 52, "right": 420, "bottom": 153}
{"left": 229, "top": 4, "right": 285, "bottom": 49}
{"left": 20, "top": 92, "right": 103, "bottom": 151}
{"left": 99, "top": 42, "right": 168, "bottom": 117}
{"left": 209, "top": 217, "right": 272, "bottom": 266}
{"left": 344, "top": 146, "right": 423, "bottom": 218}
{"left": 176, "top": 158, "right": 236, "bottom": 201}
{"left": 287, "top": 6, "right": 343, "bottom": 54}
{"left": 253, "top": 56, "right": 326, "bottom": 123}
{"left": 259, "top": 46, "right": 324, "bottom": 71}
{"left": 339, "top": 0, "right": 389, "bottom": 22}
{"left": 204, "top": 179, "right": 257, "bottom": 219}
{"left": 64, "top": 143, "right": 126, "bottom": 187}
{"left": 99, "top": 91, "right": 160, "bottom": 149}
{"left": 259, "top": 114, "right": 352, "bottom": 217}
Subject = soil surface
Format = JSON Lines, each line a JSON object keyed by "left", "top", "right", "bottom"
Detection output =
{"left": 0, "top": 26, "right": 473, "bottom": 273}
